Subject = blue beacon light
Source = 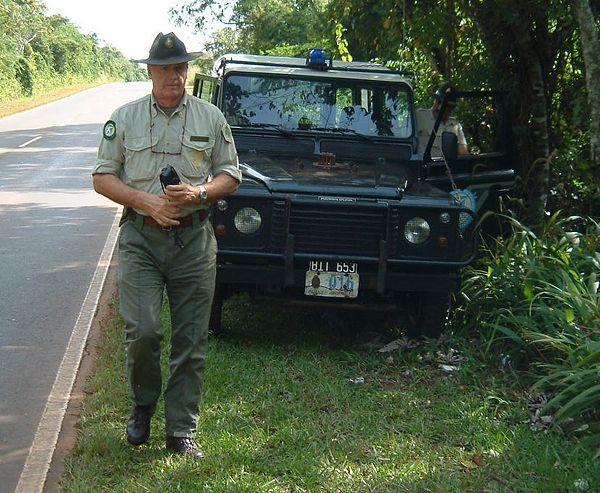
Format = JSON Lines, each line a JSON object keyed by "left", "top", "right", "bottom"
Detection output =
{"left": 306, "top": 49, "right": 330, "bottom": 69}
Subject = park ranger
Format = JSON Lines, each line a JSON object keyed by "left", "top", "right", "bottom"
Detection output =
{"left": 416, "top": 83, "right": 469, "bottom": 158}
{"left": 92, "top": 32, "right": 241, "bottom": 459}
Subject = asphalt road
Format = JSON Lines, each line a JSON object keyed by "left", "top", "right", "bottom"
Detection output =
{"left": 0, "top": 81, "right": 151, "bottom": 493}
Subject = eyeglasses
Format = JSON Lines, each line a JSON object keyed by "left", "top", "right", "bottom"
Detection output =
{"left": 149, "top": 100, "right": 187, "bottom": 155}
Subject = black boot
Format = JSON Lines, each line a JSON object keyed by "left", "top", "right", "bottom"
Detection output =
{"left": 165, "top": 436, "right": 204, "bottom": 460}
{"left": 126, "top": 405, "right": 153, "bottom": 445}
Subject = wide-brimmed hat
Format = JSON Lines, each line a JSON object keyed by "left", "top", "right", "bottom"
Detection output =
{"left": 135, "top": 32, "right": 202, "bottom": 65}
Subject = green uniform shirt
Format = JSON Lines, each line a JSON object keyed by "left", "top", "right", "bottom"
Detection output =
{"left": 94, "top": 92, "right": 241, "bottom": 216}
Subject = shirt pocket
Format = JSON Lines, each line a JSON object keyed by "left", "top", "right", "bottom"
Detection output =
{"left": 123, "top": 136, "right": 154, "bottom": 183}
{"left": 180, "top": 132, "right": 214, "bottom": 182}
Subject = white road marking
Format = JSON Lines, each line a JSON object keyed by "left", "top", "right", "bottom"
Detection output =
{"left": 18, "top": 136, "right": 42, "bottom": 148}
{"left": 15, "top": 207, "right": 122, "bottom": 493}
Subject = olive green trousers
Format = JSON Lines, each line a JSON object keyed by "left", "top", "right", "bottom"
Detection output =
{"left": 118, "top": 214, "right": 216, "bottom": 437}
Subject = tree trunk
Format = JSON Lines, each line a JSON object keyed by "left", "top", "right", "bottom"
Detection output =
{"left": 472, "top": 2, "right": 551, "bottom": 230}
{"left": 572, "top": 0, "right": 600, "bottom": 192}
{"left": 510, "top": 10, "right": 550, "bottom": 230}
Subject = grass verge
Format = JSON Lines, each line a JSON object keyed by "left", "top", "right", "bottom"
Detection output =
{"left": 0, "top": 83, "right": 105, "bottom": 119}
{"left": 0, "top": 76, "right": 195, "bottom": 119}
{"left": 62, "top": 295, "right": 599, "bottom": 493}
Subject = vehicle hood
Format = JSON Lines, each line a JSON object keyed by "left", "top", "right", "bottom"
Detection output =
{"left": 238, "top": 150, "right": 416, "bottom": 199}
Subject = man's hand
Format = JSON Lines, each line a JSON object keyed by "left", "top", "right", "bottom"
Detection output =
{"left": 164, "top": 174, "right": 240, "bottom": 207}
{"left": 164, "top": 183, "right": 200, "bottom": 205}
{"left": 143, "top": 193, "right": 182, "bottom": 227}
{"left": 92, "top": 173, "right": 182, "bottom": 228}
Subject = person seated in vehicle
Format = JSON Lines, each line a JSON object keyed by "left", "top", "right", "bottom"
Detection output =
{"left": 416, "top": 83, "right": 469, "bottom": 158}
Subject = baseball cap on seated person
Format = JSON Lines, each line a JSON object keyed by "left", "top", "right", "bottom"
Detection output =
{"left": 434, "top": 83, "right": 458, "bottom": 110}
{"left": 135, "top": 32, "right": 202, "bottom": 65}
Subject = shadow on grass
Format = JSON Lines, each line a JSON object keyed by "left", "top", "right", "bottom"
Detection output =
{"left": 218, "top": 293, "right": 405, "bottom": 350}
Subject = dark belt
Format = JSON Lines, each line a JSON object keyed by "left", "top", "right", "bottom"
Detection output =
{"left": 125, "top": 209, "right": 208, "bottom": 229}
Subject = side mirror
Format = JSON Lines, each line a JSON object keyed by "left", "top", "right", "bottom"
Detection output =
{"left": 441, "top": 131, "right": 458, "bottom": 161}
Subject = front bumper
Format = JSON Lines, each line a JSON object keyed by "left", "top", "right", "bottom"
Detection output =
{"left": 216, "top": 233, "right": 475, "bottom": 301}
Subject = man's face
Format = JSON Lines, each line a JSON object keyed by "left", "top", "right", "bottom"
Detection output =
{"left": 432, "top": 98, "right": 456, "bottom": 122}
{"left": 148, "top": 63, "right": 188, "bottom": 103}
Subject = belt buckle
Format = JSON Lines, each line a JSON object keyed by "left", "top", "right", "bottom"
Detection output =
{"left": 162, "top": 225, "right": 173, "bottom": 231}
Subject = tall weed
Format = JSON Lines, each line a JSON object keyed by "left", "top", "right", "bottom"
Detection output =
{"left": 457, "top": 213, "right": 600, "bottom": 443}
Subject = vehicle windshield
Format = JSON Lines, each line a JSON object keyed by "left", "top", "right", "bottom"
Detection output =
{"left": 223, "top": 74, "right": 413, "bottom": 138}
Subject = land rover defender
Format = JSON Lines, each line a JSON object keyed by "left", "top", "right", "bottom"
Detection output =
{"left": 193, "top": 49, "right": 516, "bottom": 336}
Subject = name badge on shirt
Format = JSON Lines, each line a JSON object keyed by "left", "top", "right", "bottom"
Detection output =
{"left": 190, "top": 135, "right": 209, "bottom": 142}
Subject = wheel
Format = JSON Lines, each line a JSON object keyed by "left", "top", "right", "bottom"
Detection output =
{"left": 406, "top": 292, "right": 451, "bottom": 338}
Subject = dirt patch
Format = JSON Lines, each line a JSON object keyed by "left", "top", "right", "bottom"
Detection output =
{"left": 43, "top": 255, "right": 119, "bottom": 493}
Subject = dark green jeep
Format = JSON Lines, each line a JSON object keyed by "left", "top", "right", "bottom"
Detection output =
{"left": 193, "top": 50, "right": 515, "bottom": 336}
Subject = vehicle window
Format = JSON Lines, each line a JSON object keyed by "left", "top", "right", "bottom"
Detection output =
{"left": 223, "top": 74, "right": 412, "bottom": 138}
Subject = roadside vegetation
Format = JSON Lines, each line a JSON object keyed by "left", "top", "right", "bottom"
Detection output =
{"left": 459, "top": 214, "right": 600, "bottom": 451}
{"left": 0, "top": 0, "right": 146, "bottom": 109}
{"left": 0, "top": 82, "right": 103, "bottom": 118}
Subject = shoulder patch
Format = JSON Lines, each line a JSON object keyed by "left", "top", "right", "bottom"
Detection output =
{"left": 221, "top": 122, "right": 233, "bottom": 143}
{"left": 103, "top": 120, "right": 117, "bottom": 140}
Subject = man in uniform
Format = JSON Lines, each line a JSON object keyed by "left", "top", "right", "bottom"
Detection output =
{"left": 416, "top": 83, "right": 469, "bottom": 158}
{"left": 92, "top": 32, "right": 241, "bottom": 459}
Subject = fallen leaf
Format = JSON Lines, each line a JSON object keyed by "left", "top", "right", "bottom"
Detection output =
{"left": 378, "top": 337, "right": 418, "bottom": 353}
{"left": 378, "top": 340, "right": 401, "bottom": 353}
{"left": 461, "top": 460, "right": 478, "bottom": 469}
{"left": 471, "top": 454, "right": 484, "bottom": 466}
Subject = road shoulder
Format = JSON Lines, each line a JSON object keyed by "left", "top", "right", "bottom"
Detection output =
{"left": 43, "top": 255, "right": 119, "bottom": 493}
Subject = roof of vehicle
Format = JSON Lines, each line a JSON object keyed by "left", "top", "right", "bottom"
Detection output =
{"left": 213, "top": 53, "right": 412, "bottom": 85}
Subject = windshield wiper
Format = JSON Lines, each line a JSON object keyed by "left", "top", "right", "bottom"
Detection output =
{"left": 241, "top": 122, "right": 296, "bottom": 137}
{"left": 312, "top": 127, "right": 373, "bottom": 141}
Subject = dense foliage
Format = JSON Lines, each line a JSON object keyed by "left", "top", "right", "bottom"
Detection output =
{"left": 458, "top": 214, "right": 600, "bottom": 450}
{"left": 0, "top": 0, "right": 145, "bottom": 102}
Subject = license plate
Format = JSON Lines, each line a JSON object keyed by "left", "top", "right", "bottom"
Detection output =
{"left": 304, "top": 261, "right": 359, "bottom": 298}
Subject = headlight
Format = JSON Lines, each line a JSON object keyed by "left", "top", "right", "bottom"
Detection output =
{"left": 234, "top": 207, "right": 261, "bottom": 234}
{"left": 404, "top": 217, "right": 430, "bottom": 245}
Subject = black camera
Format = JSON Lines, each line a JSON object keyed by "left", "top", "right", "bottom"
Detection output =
{"left": 159, "top": 165, "right": 181, "bottom": 191}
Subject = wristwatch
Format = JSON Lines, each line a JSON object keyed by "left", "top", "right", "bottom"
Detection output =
{"left": 198, "top": 185, "right": 208, "bottom": 203}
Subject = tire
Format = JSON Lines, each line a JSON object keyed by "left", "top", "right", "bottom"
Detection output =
{"left": 406, "top": 292, "right": 451, "bottom": 339}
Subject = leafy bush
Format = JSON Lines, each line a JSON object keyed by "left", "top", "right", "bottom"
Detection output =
{"left": 14, "top": 56, "right": 33, "bottom": 96}
{"left": 457, "top": 213, "right": 600, "bottom": 446}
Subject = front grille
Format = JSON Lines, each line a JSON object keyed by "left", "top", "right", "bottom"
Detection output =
{"left": 288, "top": 202, "right": 389, "bottom": 256}
{"left": 270, "top": 200, "right": 288, "bottom": 249}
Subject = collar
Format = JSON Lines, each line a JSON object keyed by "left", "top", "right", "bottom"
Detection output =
{"left": 149, "top": 92, "right": 188, "bottom": 118}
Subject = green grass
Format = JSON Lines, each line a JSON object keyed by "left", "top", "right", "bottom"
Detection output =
{"left": 62, "top": 295, "right": 599, "bottom": 493}
{"left": 0, "top": 82, "right": 106, "bottom": 118}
